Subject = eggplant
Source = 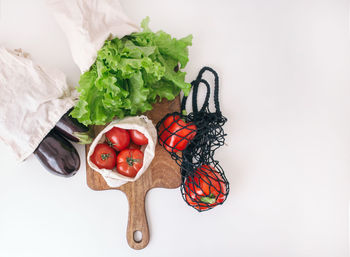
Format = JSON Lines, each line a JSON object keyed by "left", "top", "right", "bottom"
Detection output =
{"left": 34, "top": 130, "right": 80, "bottom": 177}
{"left": 54, "top": 108, "right": 92, "bottom": 144}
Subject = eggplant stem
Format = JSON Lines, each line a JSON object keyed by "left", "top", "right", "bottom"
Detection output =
{"left": 73, "top": 132, "right": 93, "bottom": 144}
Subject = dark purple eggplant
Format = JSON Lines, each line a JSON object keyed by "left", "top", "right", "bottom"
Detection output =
{"left": 54, "top": 108, "right": 92, "bottom": 144}
{"left": 34, "top": 130, "right": 80, "bottom": 177}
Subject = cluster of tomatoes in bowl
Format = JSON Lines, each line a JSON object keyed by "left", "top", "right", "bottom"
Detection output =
{"left": 90, "top": 127, "right": 148, "bottom": 178}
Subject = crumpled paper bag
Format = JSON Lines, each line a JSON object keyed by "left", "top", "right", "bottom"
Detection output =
{"left": 0, "top": 47, "right": 76, "bottom": 161}
{"left": 87, "top": 116, "right": 157, "bottom": 188}
{"left": 48, "top": 0, "right": 139, "bottom": 73}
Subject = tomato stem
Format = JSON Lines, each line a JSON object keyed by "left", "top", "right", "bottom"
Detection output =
{"left": 106, "top": 138, "right": 113, "bottom": 148}
{"left": 126, "top": 152, "right": 140, "bottom": 166}
{"left": 101, "top": 153, "right": 110, "bottom": 161}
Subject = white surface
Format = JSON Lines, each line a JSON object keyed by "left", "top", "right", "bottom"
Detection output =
{"left": 0, "top": 0, "right": 350, "bottom": 256}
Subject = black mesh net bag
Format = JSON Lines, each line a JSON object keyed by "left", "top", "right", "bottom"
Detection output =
{"left": 156, "top": 67, "right": 229, "bottom": 212}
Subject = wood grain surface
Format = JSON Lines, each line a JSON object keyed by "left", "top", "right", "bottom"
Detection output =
{"left": 85, "top": 97, "right": 182, "bottom": 250}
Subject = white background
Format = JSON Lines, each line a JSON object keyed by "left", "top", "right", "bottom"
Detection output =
{"left": 0, "top": 0, "right": 350, "bottom": 256}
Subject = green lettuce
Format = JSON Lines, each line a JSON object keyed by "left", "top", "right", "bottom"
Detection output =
{"left": 71, "top": 17, "right": 193, "bottom": 125}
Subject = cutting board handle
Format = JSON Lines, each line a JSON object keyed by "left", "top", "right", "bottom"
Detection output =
{"left": 125, "top": 189, "right": 150, "bottom": 250}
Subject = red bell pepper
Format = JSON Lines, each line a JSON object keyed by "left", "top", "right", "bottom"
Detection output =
{"left": 184, "top": 165, "right": 227, "bottom": 211}
{"left": 158, "top": 114, "right": 197, "bottom": 153}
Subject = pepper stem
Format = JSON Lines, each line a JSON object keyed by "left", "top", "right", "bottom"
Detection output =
{"left": 200, "top": 193, "right": 216, "bottom": 204}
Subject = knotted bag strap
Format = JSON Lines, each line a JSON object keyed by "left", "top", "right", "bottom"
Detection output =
{"left": 181, "top": 66, "right": 221, "bottom": 115}
{"left": 181, "top": 79, "right": 210, "bottom": 114}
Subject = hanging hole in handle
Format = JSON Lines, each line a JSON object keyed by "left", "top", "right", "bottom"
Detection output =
{"left": 133, "top": 230, "right": 143, "bottom": 243}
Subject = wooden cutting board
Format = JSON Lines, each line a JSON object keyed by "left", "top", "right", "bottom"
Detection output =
{"left": 85, "top": 97, "right": 182, "bottom": 250}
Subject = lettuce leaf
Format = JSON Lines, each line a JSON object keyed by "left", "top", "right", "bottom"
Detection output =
{"left": 71, "top": 17, "right": 192, "bottom": 125}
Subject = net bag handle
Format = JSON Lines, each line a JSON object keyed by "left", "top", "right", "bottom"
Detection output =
{"left": 181, "top": 78, "right": 211, "bottom": 114}
{"left": 194, "top": 66, "right": 221, "bottom": 115}
{"left": 192, "top": 78, "right": 211, "bottom": 114}
{"left": 181, "top": 66, "right": 222, "bottom": 115}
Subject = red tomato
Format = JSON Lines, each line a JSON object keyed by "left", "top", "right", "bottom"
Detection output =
{"left": 105, "top": 127, "right": 130, "bottom": 151}
{"left": 129, "top": 129, "right": 148, "bottom": 145}
{"left": 116, "top": 149, "right": 144, "bottom": 178}
{"left": 158, "top": 114, "right": 197, "bottom": 153}
{"left": 90, "top": 143, "right": 117, "bottom": 170}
